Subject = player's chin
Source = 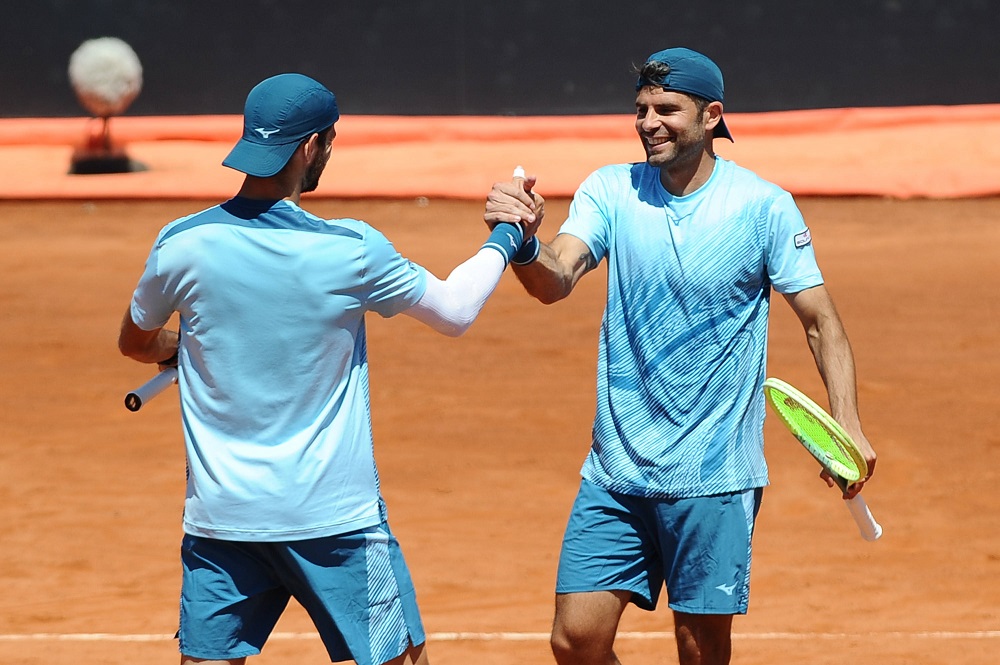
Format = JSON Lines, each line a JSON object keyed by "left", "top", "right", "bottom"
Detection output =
{"left": 644, "top": 145, "right": 674, "bottom": 167}
{"left": 645, "top": 153, "right": 671, "bottom": 169}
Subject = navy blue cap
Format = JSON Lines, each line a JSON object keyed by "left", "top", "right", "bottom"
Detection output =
{"left": 636, "top": 48, "right": 733, "bottom": 142}
{"left": 223, "top": 73, "right": 339, "bottom": 177}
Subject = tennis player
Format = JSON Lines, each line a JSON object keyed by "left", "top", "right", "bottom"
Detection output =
{"left": 484, "top": 48, "right": 877, "bottom": 665}
{"left": 118, "top": 73, "right": 535, "bottom": 665}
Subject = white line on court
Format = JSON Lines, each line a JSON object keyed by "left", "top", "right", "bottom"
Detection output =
{"left": 1, "top": 631, "right": 999, "bottom": 642}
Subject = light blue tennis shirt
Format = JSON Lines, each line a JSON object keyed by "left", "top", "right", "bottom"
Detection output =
{"left": 130, "top": 197, "right": 427, "bottom": 541}
{"left": 560, "top": 158, "right": 823, "bottom": 498}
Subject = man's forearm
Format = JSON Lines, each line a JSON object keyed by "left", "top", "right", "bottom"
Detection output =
{"left": 808, "top": 316, "right": 862, "bottom": 432}
{"left": 512, "top": 238, "right": 594, "bottom": 305}
{"left": 118, "top": 311, "right": 179, "bottom": 364}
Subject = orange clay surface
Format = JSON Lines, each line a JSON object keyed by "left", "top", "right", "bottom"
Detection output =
{"left": 1, "top": 196, "right": 999, "bottom": 664}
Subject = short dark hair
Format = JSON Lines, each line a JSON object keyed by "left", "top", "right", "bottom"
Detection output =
{"left": 635, "top": 60, "right": 710, "bottom": 113}
{"left": 635, "top": 60, "right": 670, "bottom": 89}
{"left": 273, "top": 124, "right": 335, "bottom": 177}
{"left": 304, "top": 124, "right": 335, "bottom": 148}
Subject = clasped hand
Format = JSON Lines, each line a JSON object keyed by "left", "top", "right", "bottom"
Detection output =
{"left": 484, "top": 172, "right": 545, "bottom": 240}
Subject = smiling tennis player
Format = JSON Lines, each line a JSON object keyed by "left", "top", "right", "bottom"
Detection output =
{"left": 484, "top": 47, "right": 877, "bottom": 665}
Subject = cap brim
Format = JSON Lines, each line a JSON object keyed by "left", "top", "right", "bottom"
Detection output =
{"left": 715, "top": 116, "right": 734, "bottom": 142}
{"left": 222, "top": 138, "right": 301, "bottom": 177}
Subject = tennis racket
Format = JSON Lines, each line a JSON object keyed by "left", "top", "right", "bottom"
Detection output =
{"left": 124, "top": 367, "right": 178, "bottom": 412}
{"left": 763, "top": 377, "right": 882, "bottom": 542}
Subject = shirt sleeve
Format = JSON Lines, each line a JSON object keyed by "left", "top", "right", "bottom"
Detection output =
{"left": 129, "top": 237, "right": 176, "bottom": 330}
{"left": 361, "top": 225, "right": 428, "bottom": 317}
{"left": 765, "top": 191, "right": 825, "bottom": 294}
{"left": 557, "top": 167, "right": 616, "bottom": 264}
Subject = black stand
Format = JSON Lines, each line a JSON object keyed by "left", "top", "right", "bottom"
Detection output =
{"left": 68, "top": 117, "right": 147, "bottom": 175}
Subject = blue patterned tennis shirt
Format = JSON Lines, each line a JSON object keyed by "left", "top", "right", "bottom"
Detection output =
{"left": 559, "top": 158, "right": 823, "bottom": 498}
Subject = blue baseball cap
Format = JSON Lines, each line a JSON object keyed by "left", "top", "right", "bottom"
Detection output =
{"left": 636, "top": 48, "right": 733, "bottom": 142}
{"left": 223, "top": 73, "right": 339, "bottom": 177}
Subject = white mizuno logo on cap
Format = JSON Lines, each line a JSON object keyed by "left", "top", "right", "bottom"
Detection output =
{"left": 254, "top": 127, "right": 281, "bottom": 139}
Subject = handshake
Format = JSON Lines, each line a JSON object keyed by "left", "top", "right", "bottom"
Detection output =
{"left": 483, "top": 166, "right": 545, "bottom": 266}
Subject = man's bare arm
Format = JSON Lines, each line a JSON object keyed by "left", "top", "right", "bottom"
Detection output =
{"left": 118, "top": 310, "right": 178, "bottom": 365}
{"left": 511, "top": 233, "right": 596, "bottom": 304}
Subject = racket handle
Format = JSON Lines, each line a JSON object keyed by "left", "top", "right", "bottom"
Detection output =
{"left": 124, "top": 367, "right": 178, "bottom": 412}
{"left": 845, "top": 494, "right": 883, "bottom": 541}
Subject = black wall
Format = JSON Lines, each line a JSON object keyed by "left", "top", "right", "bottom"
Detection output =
{"left": 4, "top": 0, "right": 998, "bottom": 118}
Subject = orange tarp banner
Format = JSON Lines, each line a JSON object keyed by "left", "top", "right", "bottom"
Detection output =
{"left": 2, "top": 105, "right": 999, "bottom": 200}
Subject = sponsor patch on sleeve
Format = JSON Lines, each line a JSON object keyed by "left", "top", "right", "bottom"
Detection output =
{"left": 794, "top": 228, "right": 812, "bottom": 248}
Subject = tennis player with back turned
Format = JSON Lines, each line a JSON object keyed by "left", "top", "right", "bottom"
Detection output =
{"left": 119, "top": 73, "right": 539, "bottom": 665}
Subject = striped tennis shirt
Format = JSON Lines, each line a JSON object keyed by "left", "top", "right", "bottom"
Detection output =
{"left": 560, "top": 157, "right": 823, "bottom": 498}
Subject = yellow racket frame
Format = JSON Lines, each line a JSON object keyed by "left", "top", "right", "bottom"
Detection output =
{"left": 763, "top": 377, "right": 868, "bottom": 482}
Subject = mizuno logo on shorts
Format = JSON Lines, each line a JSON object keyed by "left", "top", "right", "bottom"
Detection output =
{"left": 715, "top": 582, "right": 738, "bottom": 596}
{"left": 794, "top": 229, "right": 812, "bottom": 248}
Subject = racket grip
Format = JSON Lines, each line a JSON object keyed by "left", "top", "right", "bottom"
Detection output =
{"left": 124, "top": 367, "right": 178, "bottom": 412}
{"left": 846, "top": 494, "right": 883, "bottom": 541}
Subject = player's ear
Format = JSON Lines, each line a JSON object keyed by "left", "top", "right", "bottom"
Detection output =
{"left": 302, "top": 133, "right": 320, "bottom": 161}
{"left": 704, "top": 101, "right": 724, "bottom": 131}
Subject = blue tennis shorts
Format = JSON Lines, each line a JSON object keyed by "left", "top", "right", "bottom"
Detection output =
{"left": 556, "top": 479, "right": 763, "bottom": 615}
{"left": 178, "top": 521, "right": 425, "bottom": 665}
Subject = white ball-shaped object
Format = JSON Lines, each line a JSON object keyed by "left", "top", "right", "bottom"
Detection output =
{"left": 68, "top": 37, "right": 143, "bottom": 117}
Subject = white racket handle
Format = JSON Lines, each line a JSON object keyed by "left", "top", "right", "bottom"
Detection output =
{"left": 124, "top": 367, "right": 178, "bottom": 412}
{"left": 846, "top": 494, "right": 882, "bottom": 541}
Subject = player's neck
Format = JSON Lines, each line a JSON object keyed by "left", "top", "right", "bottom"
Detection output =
{"left": 659, "top": 150, "right": 717, "bottom": 197}
{"left": 235, "top": 175, "right": 303, "bottom": 204}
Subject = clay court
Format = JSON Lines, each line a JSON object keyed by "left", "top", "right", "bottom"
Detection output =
{"left": 3, "top": 99, "right": 1000, "bottom": 665}
{"left": 1, "top": 189, "right": 999, "bottom": 664}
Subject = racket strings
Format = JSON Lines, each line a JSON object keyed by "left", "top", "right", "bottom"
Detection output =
{"left": 767, "top": 389, "right": 863, "bottom": 481}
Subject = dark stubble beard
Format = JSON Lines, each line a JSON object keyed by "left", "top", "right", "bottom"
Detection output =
{"left": 646, "top": 117, "right": 707, "bottom": 173}
{"left": 301, "top": 155, "right": 326, "bottom": 193}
